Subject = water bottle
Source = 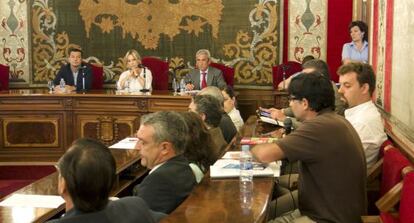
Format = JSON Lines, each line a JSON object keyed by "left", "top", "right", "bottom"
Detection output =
{"left": 240, "top": 145, "right": 253, "bottom": 208}
{"left": 240, "top": 145, "right": 253, "bottom": 184}
{"left": 59, "top": 78, "right": 65, "bottom": 89}
{"left": 172, "top": 77, "right": 178, "bottom": 94}
{"left": 179, "top": 78, "right": 186, "bottom": 93}
{"left": 125, "top": 79, "right": 130, "bottom": 93}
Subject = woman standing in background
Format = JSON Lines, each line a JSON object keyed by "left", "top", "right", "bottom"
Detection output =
{"left": 342, "top": 21, "right": 369, "bottom": 64}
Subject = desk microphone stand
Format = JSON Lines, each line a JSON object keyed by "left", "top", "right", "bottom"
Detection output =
{"left": 140, "top": 66, "right": 150, "bottom": 93}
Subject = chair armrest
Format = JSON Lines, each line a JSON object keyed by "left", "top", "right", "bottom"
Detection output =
{"left": 361, "top": 215, "right": 381, "bottom": 223}
{"left": 375, "top": 181, "right": 403, "bottom": 212}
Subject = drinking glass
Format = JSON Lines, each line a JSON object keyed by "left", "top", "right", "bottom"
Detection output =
{"left": 172, "top": 78, "right": 179, "bottom": 94}
{"left": 47, "top": 80, "right": 54, "bottom": 93}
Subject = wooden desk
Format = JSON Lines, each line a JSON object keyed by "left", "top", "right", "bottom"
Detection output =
{"left": 0, "top": 90, "right": 191, "bottom": 162}
{"left": 0, "top": 148, "right": 144, "bottom": 223}
{"left": 161, "top": 176, "right": 275, "bottom": 223}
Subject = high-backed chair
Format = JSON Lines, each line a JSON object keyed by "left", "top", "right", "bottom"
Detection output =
{"left": 141, "top": 57, "right": 169, "bottom": 90}
{"left": 0, "top": 63, "right": 10, "bottom": 91}
{"left": 367, "top": 139, "right": 394, "bottom": 182}
{"left": 272, "top": 61, "right": 302, "bottom": 90}
{"left": 210, "top": 62, "right": 235, "bottom": 87}
{"left": 363, "top": 167, "right": 414, "bottom": 223}
{"left": 89, "top": 63, "right": 104, "bottom": 90}
{"left": 380, "top": 147, "right": 412, "bottom": 196}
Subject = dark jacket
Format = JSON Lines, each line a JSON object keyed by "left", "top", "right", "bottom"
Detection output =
{"left": 53, "top": 63, "right": 93, "bottom": 91}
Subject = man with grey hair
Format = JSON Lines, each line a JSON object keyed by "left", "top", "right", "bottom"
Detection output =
{"left": 198, "top": 86, "right": 237, "bottom": 143}
{"left": 132, "top": 111, "right": 196, "bottom": 214}
{"left": 186, "top": 49, "right": 227, "bottom": 90}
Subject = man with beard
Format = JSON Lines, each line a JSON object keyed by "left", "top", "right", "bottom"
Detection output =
{"left": 338, "top": 62, "right": 387, "bottom": 168}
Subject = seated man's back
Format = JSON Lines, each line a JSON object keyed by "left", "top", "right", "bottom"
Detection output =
{"left": 48, "top": 197, "right": 164, "bottom": 223}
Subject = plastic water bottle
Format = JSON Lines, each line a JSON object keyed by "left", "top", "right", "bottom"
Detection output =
{"left": 59, "top": 78, "right": 65, "bottom": 89}
{"left": 240, "top": 145, "right": 253, "bottom": 183}
{"left": 179, "top": 78, "right": 186, "bottom": 93}
{"left": 240, "top": 145, "right": 253, "bottom": 208}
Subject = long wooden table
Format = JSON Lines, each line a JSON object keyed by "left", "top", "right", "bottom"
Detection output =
{"left": 0, "top": 148, "right": 144, "bottom": 223}
{"left": 0, "top": 90, "right": 191, "bottom": 162}
{"left": 161, "top": 176, "right": 275, "bottom": 223}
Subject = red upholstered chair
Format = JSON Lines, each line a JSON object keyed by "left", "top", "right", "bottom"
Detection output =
{"left": 375, "top": 169, "right": 414, "bottom": 223}
{"left": 398, "top": 171, "right": 414, "bottom": 223}
{"left": 141, "top": 57, "right": 169, "bottom": 90}
{"left": 272, "top": 61, "right": 302, "bottom": 89}
{"left": 210, "top": 62, "right": 235, "bottom": 87}
{"left": 89, "top": 63, "right": 104, "bottom": 90}
{"left": 0, "top": 63, "right": 10, "bottom": 91}
{"left": 380, "top": 147, "right": 412, "bottom": 196}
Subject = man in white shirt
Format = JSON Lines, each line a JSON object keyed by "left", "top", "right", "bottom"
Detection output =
{"left": 337, "top": 62, "right": 387, "bottom": 168}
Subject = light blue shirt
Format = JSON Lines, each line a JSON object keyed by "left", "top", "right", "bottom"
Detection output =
{"left": 342, "top": 41, "right": 368, "bottom": 63}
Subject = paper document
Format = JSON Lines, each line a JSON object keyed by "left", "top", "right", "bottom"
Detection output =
{"left": 0, "top": 194, "right": 64, "bottom": 208}
{"left": 109, "top": 137, "right": 138, "bottom": 150}
{"left": 210, "top": 158, "right": 281, "bottom": 178}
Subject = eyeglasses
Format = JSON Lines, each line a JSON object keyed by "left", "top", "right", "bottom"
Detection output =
{"left": 288, "top": 95, "right": 300, "bottom": 102}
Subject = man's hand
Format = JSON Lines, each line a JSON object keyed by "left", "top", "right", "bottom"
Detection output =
{"left": 259, "top": 107, "right": 286, "bottom": 121}
{"left": 186, "top": 83, "right": 194, "bottom": 91}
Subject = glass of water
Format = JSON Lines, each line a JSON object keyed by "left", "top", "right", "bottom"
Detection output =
{"left": 47, "top": 80, "right": 54, "bottom": 93}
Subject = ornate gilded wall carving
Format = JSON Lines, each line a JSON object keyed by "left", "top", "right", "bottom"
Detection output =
{"left": 0, "top": 0, "right": 30, "bottom": 85}
{"left": 288, "top": 0, "right": 327, "bottom": 62}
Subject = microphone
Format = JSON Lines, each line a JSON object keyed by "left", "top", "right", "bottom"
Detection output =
{"left": 138, "top": 64, "right": 149, "bottom": 93}
{"left": 283, "top": 117, "right": 293, "bottom": 135}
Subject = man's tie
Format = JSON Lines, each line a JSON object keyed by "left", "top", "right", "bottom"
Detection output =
{"left": 201, "top": 72, "right": 207, "bottom": 89}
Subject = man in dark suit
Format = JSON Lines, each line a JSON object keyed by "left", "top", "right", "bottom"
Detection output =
{"left": 53, "top": 48, "right": 93, "bottom": 92}
{"left": 47, "top": 138, "right": 163, "bottom": 223}
{"left": 198, "top": 86, "right": 237, "bottom": 143}
{"left": 186, "top": 49, "right": 227, "bottom": 90}
{"left": 133, "top": 111, "right": 196, "bottom": 214}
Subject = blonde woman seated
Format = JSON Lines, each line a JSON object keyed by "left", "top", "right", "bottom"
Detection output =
{"left": 117, "top": 50, "right": 152, "bottom": 92}
{"left": 181, "top": 112, "right": 217, "bottom": 183}
{"left": 222, "top": 86, "right": 244, "bottom": 131}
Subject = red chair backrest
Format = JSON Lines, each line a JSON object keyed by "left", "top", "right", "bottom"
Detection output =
{"left": 380, "top": 170, "right": 414, "bottom": 223}
{"left": 379, "top": 139, "right": 393, "bottom": 159}
{"left": 209, "top": 62, "right": 234, "bottom": 87}
{"left": 381, "top": 147, "right": 412, "bottom": 196}
{"left": 272, "top": 61, "right": 302, "bottom": 89}
{"left": 90, "top": 63, "right": 104, "bottom": 90}
{"left": 0, "top": 64, "right": 10, "bottom": 91}
{"left": 141, "top": 57, "right": 169, "bottom": 90}
{"left": 400, "top": 171, "right": 414, "bottom": 223}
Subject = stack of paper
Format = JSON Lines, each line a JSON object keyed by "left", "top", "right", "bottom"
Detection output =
{"left": 109, "top": 137, "right": 138, "bottom": 150}
{"left": 0, "top": 194, "right": 64, "bottom": 208}
{"left": 210, "top": 151, "right": 281, "bottom": 179}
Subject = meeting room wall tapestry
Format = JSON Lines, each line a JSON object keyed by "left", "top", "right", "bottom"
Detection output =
{"left": 0, "top": 0, "right": 281, "bottom": 87}
{"left": 286, "top": 0, "right": 327, "bottom": 63}
{"left": 0, "top": 0, "right": 30, "bottom": 86}
{"left": 371, "top": 0, "right": 414, "bottom": 150}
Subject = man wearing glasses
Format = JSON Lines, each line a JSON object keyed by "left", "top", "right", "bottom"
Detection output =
{"left": 251, "top": 73, "right": 366, "bottom": 223}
